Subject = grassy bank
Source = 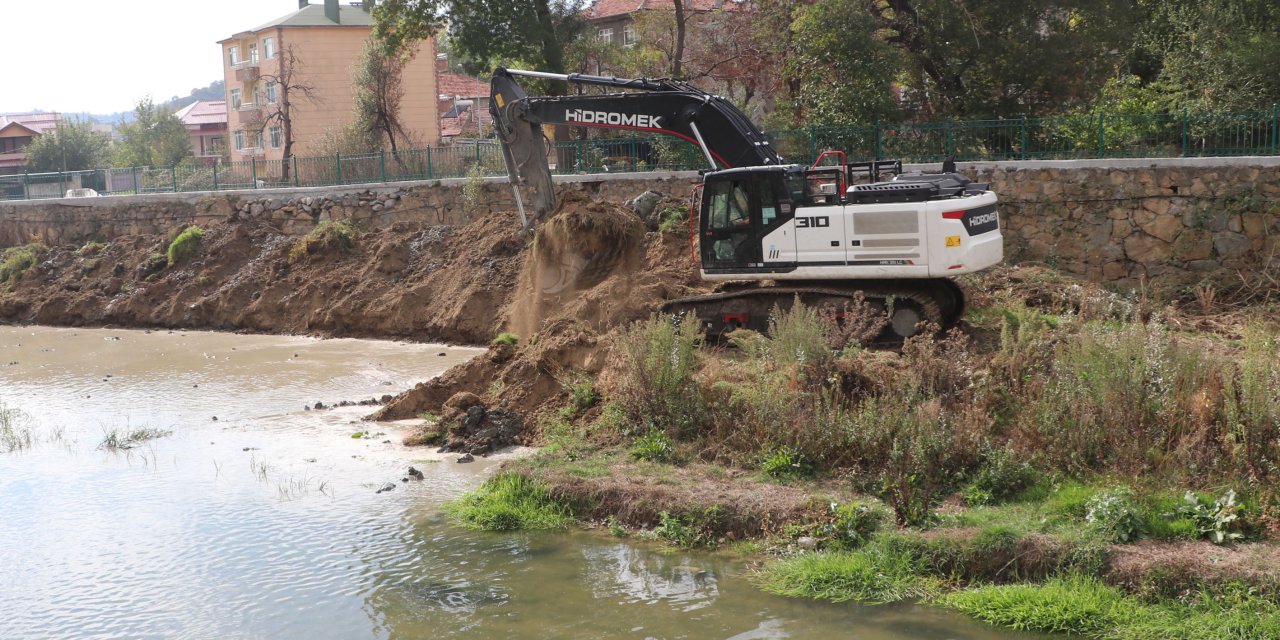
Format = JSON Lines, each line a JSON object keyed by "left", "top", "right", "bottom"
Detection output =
{"left": 444, "top": 266, "right": 1280, "bottom": 638}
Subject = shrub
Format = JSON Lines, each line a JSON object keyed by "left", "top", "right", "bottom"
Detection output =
{"left": 166, "top": 226, "right": 205, "bottom": 265}
{"left": 761, "top": 446, "right": 811, "bottom": 479}
{"left": 491, "top": 332, "right": 520, "bottom": 347}
{"left": 653, "top": 511, "right": 701, "bottom": 547}
{"left": 461, "top": 164, "right": 486, "bottom": 215}
{"left": 445, "top": 472, "right": 572, "bottom": 531}
{"left": 288, "top": 220, "right": 357, "bottom": 264}
{"left": 1179, "top": 489, "right": 1245, "bottom": 545}
{"left": 1085, "top": 487, "right": 1145, "bottom": 542}
{"left": 615, "top": 313, "right": 704, "bottom": 438}
{"left": 631, "top": 427, "right": 674, "bottom": 463}
{"left": 820, "top": 501, "right": 885, "bottom": 550}
{"left": 0, "top": 243, "right": 46, "bottom": 285}
{"left": 78, "top": 241, "right": 108, "bottom": 256}
{"left": 964, "top": 446, "right": 1037, "bottom": 506}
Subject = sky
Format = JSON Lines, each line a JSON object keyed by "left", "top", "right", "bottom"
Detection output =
{"left": 0, "top": 1, "right": 311, "bottom": 116}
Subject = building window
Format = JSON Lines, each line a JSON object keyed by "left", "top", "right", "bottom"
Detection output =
{"left": 209, "top": 136, "right": 225, "bottom": 155}
{"left": 230, "top": 88, "right": 242, "bottom": 109}
{"left": 269, "top": 126, "right": 282, "bottom": 149}
{"left": 623, "top": 24, "right": 635, "bottom": 46}
{"left": 248, "top": 43, "right": 259, "bottom": 64}
{"left": 598, "top": 28, "right": 613, "bottom": 42}
{"left": 233, "top": 130, "right": 245, "bottom": 151}
{"left": 247, "top": 130, "right": 262, "bottom": 149}
{"left": 263, "top": 37, "right": 276, "bottom": 59}
{"left": 229, "top": 46, "right": 240, "bottom": 66}
{"left": 266, "top": 81, "right": 278, "bottom": 104}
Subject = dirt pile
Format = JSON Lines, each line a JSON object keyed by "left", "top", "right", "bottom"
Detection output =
{"left": 374, "top": 191, "right": 702, "bottom": 426}
{"left": 0, "top": 212, "right": 527, "bottom": 344}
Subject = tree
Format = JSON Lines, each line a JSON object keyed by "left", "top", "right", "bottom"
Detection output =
{"left": 23, "top": 119, "right": 110, "bottom": 172}
{"left": 352, "top": 41, "right": 412, "bottom": 153}
{"left": 260, "top": 44, "right": 320, "bottom": 180}
{"left": 113, "top": 97, "right": 192, "bottom": 167}
{"left": 374, "top": 0, "right": 585, "bottom": 94}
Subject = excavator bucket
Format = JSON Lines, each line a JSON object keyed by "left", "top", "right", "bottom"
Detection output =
{"left": 490, "top": 68, "right": 557, "bottom": 225}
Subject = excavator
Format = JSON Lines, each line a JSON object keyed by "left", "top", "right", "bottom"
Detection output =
{"left": 489, "top": 67, "right": 1003, "bottom": 338}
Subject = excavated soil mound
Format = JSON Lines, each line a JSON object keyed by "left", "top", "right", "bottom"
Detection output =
{"left": 374, "top": 191, "right": 702, "bottom": 426}
{"left": 0, "top": 213, "right": 526, "bottom": 344}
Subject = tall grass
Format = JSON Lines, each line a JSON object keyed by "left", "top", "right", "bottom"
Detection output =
{"left": 755, "top": 542, "right": 938, "bottom": 604}
{"left": 614, "top": 313, "right": 704, "bottom": 438}
{"left": 166, "top": 226, "right": 205, "bottom": 266}
{"left": 446, "top": 472, "right": 573, "bottom": 531}
{"left": 0, "top": 243, "right": 46, "bottom": 285}
{"left": 0, "top": 403, "right": 34, "bottom": 452}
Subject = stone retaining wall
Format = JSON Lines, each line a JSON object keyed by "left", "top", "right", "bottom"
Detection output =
{"left": 2, "top": 159, "right": 1277, "bottom": 289}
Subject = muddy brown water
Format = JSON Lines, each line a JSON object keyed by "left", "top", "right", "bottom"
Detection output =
{"left": 0, "top": 327, "right": 1044, "bottom": 640}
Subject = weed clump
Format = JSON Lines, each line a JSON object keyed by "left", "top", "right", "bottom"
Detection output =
{"left": 491, "top": 332, "right": 520, "bottom": 347}
{"left": 0, "top": 243, "right": 46, "bottom": 285}
{"left": 0, "top": 403, "right": 34, "bottom": 452}
{"left": 166, "top": 226, "right": 205, "bottom": 266}
{"left": 446, "top": 472, "right": 572, "bottom": 531}
{"left": 615, "top": 313, "right": 704, "bottom": 438}
{"left": 98, "top": 427, "right": 173, "bottom": 450}
{"left": 288, "top": 220, "right": 358, "bottom": 264}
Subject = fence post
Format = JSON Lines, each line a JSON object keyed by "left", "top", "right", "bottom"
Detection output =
{"left": 132, "top": 166, "right": 138, "bottom": 194}
{"left": 171, "top": 165, "right": 178, "bottom": 193}
{"left": 293, "top": 156, "right": 300, "bottom": 187}
{"left": 808, "top": 127, "right": 817, "bottom": 162}
{"left": 1181, "top": 108, "right": 1189, "bottom": 157}
{"left": 946, "top": 118, "right": 954, "bottom": 159}
{"left": 1020, "top": 115, "right": 1028, "bottom": 161}
{"left": 1272, "top": 103, "right": 1278, "bottom": 156}
{"left": 577, "top": 137, "right": 584, "bottom": 172}
{"left": 22, "top": 172, "right": 28, "bottom": 200}
{"left": 874, "top": 125, "right": 883, "bottom": 160}
{"left": 1096, "top": 113, "right": 1106, "bottom": 158}
{"left": 59, "top": 170, "right": 66, "bottom": 197}
{"left": 474, "top": 139, "right": 481, "bottom": 167}
{"left": 213, "top": 162, "right": 219, "bottom": 190}
{"left": 251, "top": 157, "right": 257, "bottom": 188}
{"left": 380, "top": 150, "right": 386, "bottom": 182}
{"left": 336, "top": 153, "right": 342, "bottom": 184}
{"left": 426, "top": 147, "right": 433, "bottom": 180}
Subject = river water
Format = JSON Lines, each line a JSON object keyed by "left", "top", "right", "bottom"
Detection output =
{"left": 0, "top": 326, "right": 1041, "bottom": 640}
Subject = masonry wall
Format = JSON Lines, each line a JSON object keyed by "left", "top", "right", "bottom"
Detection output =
{"left": 2, "top": 158, "right": 1277, "bottom": 291}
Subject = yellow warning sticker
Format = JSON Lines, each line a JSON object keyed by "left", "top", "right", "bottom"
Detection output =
{"left": 495, "top": 94, "right": 505, "bottom": 108}
{"left": 945, "top": 235, "right": 962, "bottom": 247}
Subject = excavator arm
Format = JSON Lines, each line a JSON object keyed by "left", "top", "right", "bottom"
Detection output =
{"left": 489, "top": 67, "right": 782, "bottom": 224}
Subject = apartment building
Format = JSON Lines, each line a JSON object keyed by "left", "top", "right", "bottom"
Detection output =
{"left": 217, "top": 0, "right": 439, "bottom": 163}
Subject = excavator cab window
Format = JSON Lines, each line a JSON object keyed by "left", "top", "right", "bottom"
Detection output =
{"left": 701, "top": 170, "right": 793, "bottom": 271}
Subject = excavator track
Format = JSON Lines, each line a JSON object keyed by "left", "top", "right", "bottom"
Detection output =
{"left": 659, "top": 279, "right": 965, "bottom": 344}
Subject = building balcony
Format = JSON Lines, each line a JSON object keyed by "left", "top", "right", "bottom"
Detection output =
{"left": 236, "top": 103, "right": 264, "bottom": 123}
{"left": 234, "top": 64, "right": 260, "bottom": 82}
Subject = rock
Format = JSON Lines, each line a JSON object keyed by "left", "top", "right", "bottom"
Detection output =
{"left": 407, "top": 466, "right": 424, "bottom": 480}
{"left": 1172, "top": 229, "right": 1214, "bottom": 261}
{"left": 456, "top": 453, "right": 474, "bottom": 463}
{"left": 249, "top": 203, "right": 265, "bottom": 217}
{"left": 1123, "top": 233, "right": 1171, "bottom": 264}
{"left": 797, "top": 536, "right": 819, "bottom": 550}
{"left": 376, "top": 482, "right": 397, "bottom": 493}
{"left": 444, "top": 392, "right": 483, "bottom": 412}
{"left": 314, "top": 401, "right": 326, "bottom": 410}
{"left": 625, "top": 190, "right": 663, "bottom": 219}
{"left": 1213, "top": 231, "right": 1250, "bottom": 258}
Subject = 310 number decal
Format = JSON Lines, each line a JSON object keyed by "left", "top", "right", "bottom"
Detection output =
{"left": 795, "top": 216, "right": 830, "bottom": 228}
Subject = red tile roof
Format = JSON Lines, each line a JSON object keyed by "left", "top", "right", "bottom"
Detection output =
{"left": 583, "top": 0, "right": 747, "bottom": 20}
{"left": 1, "top": 113, "right": 61, "bottom": 135}
{"left": 438, "top": 72, "right": 489, "bottom": 99}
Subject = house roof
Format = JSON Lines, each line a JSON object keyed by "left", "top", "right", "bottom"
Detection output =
{"left": 583, "top": 0, "right": 747, "bottom": 20}
{"left": 1, "top": 112, "right": 61, "bottom": 135}
{"left": 0, "top": 120, "right": 42, "bottom": 138}
{"left": 438, "top": 72, "right": 488, "bottom": 99}
{"left": 217, "top": 3, "right": 373, "bottom": 40}
{"left": 175, "top": 101, "right": 228, "bottom": 127}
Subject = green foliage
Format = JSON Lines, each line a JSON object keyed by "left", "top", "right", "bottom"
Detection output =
{"left": 1179, "top": 490, "right": 1246, "bottom": 545}
{"left": 446, "top": 472, "right": 572, "bottom": 531}
{"left": 943, "top": 576, "right": 1128, "bottom": 635}
{"left": 615, "top": 313, "right": 704, "bottom": 438}
{"left": 113, "top": 96, "right": 193, "bottom": 168}
{"left": 23, "top": 118, "right": 111, "bottom": 172}
{"left": 630, "top": 428, "right": 674, "bottom": 463}
{"left": 98, "top": 427, "right": 173, "bottom": 451}
{"left": 656, "top": 204, "right": 688, "bottom": 234}
{"left": 1222, "top": 326, "right": 1280, "bottom": 481}
{"left": 78, "top": 241, "right": 108, "bottom": 256}
{"left": 288, "top": 220, "right": 358, "bottom": 264}
{"left": 351, "top": 40, "right": 411, "bottom": 152}
{"left": 820, "top": 501, "right": 884, "bottom": 550}
{"left": 491, "top": 332, "right": 520, "bottom": 347}
{"left": 963, "top": 447, "right": 1037, "bottom": 506}
{"left": 784, "top": 0, "right": 902, "bottom": 126}
{"left": 755, "top": 544, "right": 937, "bottom": 604}
{"left": 606, "top": 515, "right": 626, "bottom": 537}
{"left": 461, "top": 164, "right": 487, "bottom": 215}
{"left": 166, "top": 226, "right": 205, "bottom": 266}
{"left": 1084, "top": 487, "right": 1145, "bottom": 543}
{"left": 761, "top": 446, "right": 811, "bottom": 480}
{"left": 652, "top": 511, "right": 700, "bottom": 547}
{"left": 0, "top": 243, "right": 46, "bottom": 285}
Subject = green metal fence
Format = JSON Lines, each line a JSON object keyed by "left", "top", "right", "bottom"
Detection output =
{"left": 2, "top": 107, "right": 1278, "bottom": 201}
